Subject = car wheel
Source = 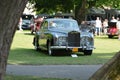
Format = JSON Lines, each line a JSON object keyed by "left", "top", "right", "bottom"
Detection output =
{"left": 47, "top": 41, "right": 54, "bottom": 56}
{"left": 84, "top": 50, "right": 92, "bottom": 55}
{"left": 34, "top": 37, "right": 40, "bottom": 51}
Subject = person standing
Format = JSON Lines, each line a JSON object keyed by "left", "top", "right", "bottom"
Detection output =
{"left": 102, "top": 19, "right": 108, "bottom": 35}
{"left": 18, "top": 17, "right": 23, "bottom": 31}
{"left": 34, "top": 17, "right": 44, "bottom": 32}
{"left": 116, "top": 18, "right": 120, "bottom": 40}
{"left": 95, "top": 17, "right": 102, "bottom": 36}
{"left": 110, "top": 16, "right": 117, "bottom": 22}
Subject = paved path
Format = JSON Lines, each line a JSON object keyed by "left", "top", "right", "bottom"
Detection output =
{"left": 6, "top": 65, "right": 102, "bottom": 80}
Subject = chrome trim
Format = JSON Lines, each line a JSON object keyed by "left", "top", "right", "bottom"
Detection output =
{"left": 50, "top": 46, "right": 95, "bottom": 50}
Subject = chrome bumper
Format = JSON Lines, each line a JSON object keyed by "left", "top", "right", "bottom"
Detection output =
{"left": 50, "top": 46, "right": 95, "bottom": 50}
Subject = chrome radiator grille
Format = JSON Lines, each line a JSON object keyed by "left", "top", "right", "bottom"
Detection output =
{"left": 68, "top": 31, "right": 80, "bottom": 47}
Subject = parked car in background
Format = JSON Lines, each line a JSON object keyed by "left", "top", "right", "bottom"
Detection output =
{"left": 22, "top": 14, "right": 34, "bottom": 30}
{"left": 33, "top": 18, "right": 94, "bottom": 55}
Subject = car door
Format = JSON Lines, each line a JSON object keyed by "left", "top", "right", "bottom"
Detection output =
{"left": 39, "top": 21, "right": 48, "bottom": 50}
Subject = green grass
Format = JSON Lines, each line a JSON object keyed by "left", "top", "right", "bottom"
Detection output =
{"left": 8, "top": 30, "right": 120, "bottom": 65}
{"left": 5, "top": 75, "right": 69, "bottom": 80}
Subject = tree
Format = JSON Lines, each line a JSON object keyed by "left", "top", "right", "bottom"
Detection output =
{"left": 29, "top": 0, "right": 74, "bottom": 14}
{"left": 89, "top": 51, "right": 120, "bottom": 80}
{"left": 75, "top": 0, "right": 87, "bottom": 25}
{"left": 0, "top": 0, "right": 28, "bottom": 80}
{"left": 96, "top": 0, "right": 120, "bottom": 8}
{"left": 30, "top": 0, "right": 120, "bottom": 24}
{"left": 29, "top": 0, "right": 98, "bottom": 24}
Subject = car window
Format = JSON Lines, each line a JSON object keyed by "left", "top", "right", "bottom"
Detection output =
{"left": 48, "top": 20, "right": 79, "bottom": 30}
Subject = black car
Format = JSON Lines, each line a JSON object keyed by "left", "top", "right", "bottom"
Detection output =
{"left": 33, "top": 18, "right": 94, "bottom": 55}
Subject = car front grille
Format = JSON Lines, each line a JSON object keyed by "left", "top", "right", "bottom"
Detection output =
{"left": 68, "top": 31, "right": 80, "bottom": 47}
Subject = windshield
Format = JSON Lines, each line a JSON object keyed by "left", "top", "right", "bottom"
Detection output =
{"left": 22, "top": 20, "right": 31, "bottom": 24}
{"left": 48, "top": 20, "right": 79, "bottom": 30}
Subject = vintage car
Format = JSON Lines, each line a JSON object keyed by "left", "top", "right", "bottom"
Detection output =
{"left": 107, "top": 22, "right": 118, "bottom": 38}
{"left": 33, "top": 18, "right": 94, "bottom": 55}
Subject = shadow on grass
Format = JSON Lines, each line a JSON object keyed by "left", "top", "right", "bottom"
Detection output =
{"left": 93, "top": 52, "right": 117, "bottom": 62}
{"left": 5, "top": 75, "right": 70, "bottom": 80}
{"left": 10, "top": 48, "right": 72, "bottom": 57}
{"left": 95, "top": 35, "right": 118, "bottom": 39}
{"left": 24, "top": 32, "right": 34, "bottom": 36}
{"left": 9, "top": 47, "right": 119, "bottom": 65}
{"left": 10, "top": 47, "right": 115, "bottom": 57}
{"left": 10, "top": 48, "right": 90, "bottom": 58}
{"left": 10, "top": 47, "right": 117, "bottom": 57}
{"left": 42, "top": 49, "right": 73, "bottom": 56}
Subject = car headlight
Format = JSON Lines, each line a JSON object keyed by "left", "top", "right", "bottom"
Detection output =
{"left": 81, "top": 36, "right": 93, "bottom": 46}
{"left": 58, "top": 37, "right": 66, "bottom": 46}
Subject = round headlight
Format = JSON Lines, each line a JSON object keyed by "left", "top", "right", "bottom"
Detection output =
{"left": 59, "top": 37, "right": 66, "bottom": 42}
{"left": 58, "top": 37, "right": 66, "bottom": 45}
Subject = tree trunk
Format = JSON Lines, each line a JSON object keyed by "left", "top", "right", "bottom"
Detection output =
{"left": 75, "top": 0, "right": 87, "bottom": 25}
{"left": 0, "top": 0, "right": 28, "bottom": 80}
{"left": 89, "top": 51, "right": 120, "bottom": 80}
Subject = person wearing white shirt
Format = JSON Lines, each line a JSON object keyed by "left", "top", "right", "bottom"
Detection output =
{"left": 95, "top": 17, "right": 102, "bottom": 36}
{"left": 110, "top": 16, "right": 117, "bottom": 22}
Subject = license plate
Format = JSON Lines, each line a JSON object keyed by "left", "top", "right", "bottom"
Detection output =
{"left": 72, "top": 48, "right": 78, "bottom": 52}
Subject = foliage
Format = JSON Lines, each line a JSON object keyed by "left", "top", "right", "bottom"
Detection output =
{"left": 29, "top": 0, "right": 120, "bottom": 24}
{"left": 96, "top": 0, "right": 120, "bottom": 9}
{"left": 29, "top": 0, "right": 74, "bottom": 14}
{"left": 29, "top": 0, "right": 120, "bottom": 14}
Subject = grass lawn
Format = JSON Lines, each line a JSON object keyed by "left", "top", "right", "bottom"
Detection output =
{"left": 8, "top": 30, "right": 120, "bottom": 65}
{"left": 5, "top": 75, "right": 69, "bottom": 80}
